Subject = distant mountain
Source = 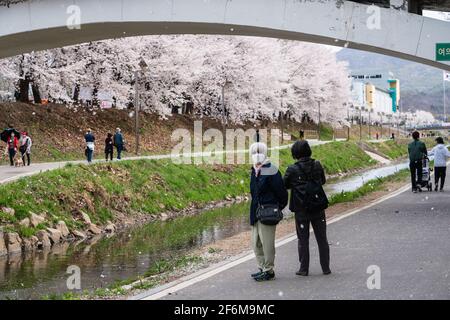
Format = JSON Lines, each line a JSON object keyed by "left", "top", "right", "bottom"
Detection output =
{"left": 336, "top": 48, "right": 447, "bottom": 117}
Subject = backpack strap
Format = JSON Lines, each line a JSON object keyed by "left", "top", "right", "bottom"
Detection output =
{"left": 296, "top": 159, "right": 316, "bottom": 181}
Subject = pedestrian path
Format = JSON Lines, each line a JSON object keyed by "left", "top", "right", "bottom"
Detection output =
{"left": 0, "top": 140, "right": 333, "bottom": 184}
{"left": 135, "top": 177, "right": 450, "bottom": 300}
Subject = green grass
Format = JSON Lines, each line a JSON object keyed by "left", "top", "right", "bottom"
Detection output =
{"left": 279, "top": 141, "right": 375, "bottom": 175}
{"left": 368, "top": 140, "right": 408, "bottom": 160}
{"left": 36, "top": 166, "right": 411, "bottom": 301}
{"left": 319, "top": 123, "right": 334, "bottom": 141}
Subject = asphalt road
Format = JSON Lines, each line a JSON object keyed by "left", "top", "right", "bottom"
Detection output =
{"left": 147, "top": 184, "right": 450, "bottom": 300}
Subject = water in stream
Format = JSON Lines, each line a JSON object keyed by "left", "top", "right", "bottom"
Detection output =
{"left": 0, "top": 161, "right": 408, "bottom": 299}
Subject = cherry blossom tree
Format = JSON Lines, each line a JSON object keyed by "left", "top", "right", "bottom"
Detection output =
{"left": 0, "top": 35, "right": 353, "bottom": 125}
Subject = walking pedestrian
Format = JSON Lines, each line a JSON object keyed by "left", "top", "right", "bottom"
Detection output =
{"left": 19, "top": 131, "right": 32, "bottom": 166}
{"left": 113, "top": 128, "right": 124, "bottom": 160}
{"left": 428, "top": 137, "right": 450, "bottom": 192}
{"left": 6, "top": 132, "right": 19, "bottom": 166}
{"left": 84, "top": 129, "right": 95, "bottom": 163}
{"left": 299, "top": 130, "right": 305, "bottom": 140}
{"left": 105, "top": 133, "right": 114, "bottom": 161}
{"left": 408, "top": 131, "right": 427, "bottom": 193}
{"left": 249, "top": 142, "right": 288, "bottom": 282}
{"left": 284, "top": 140, "right": 331, "bottom": 276}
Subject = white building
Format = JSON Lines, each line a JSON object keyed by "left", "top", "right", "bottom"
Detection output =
{"left": 351, "top": 80, "right": 394, "bottom": 115}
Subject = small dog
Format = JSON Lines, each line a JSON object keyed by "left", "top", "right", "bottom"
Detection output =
{"left": 14, "top": 156, "right": 24, "bottom": 167}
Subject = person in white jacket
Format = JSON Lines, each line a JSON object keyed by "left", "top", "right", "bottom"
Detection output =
{"left": 428, "top": 137, "right": 450, "bottom": 192}
{"left": 19, "top": 131, "right": 32, "bottom": 166}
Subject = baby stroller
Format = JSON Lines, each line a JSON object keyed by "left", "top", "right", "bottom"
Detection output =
{"left": 417, "top": 155, "right": 433, "bottom": 191}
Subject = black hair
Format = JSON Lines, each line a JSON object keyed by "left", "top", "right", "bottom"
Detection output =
{"left": 435, "top": 137, "right": 444, "bottom": 144}
{"left": 291, "top": 140, "right": 312, "bottom": 160}
{"left": 412, "top": 131, "right": 420, "bottom": 140}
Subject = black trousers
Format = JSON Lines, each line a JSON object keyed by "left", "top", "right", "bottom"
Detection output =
{"left": 21, "top": 151, "right": 31, "bottom": 166}
{"left": 410, "top": 160, "right": 423, "bottom": 190}
{"left": 105, "top": 149, "right": 113, "bottom": 161}
{"left": 295, "top": 213, "right": 330, "bottom": 273}
{"left": 434, "top": 167, "right": 446, "bottom": 189}
{"left": 8, "top": 148, "right": 15, "bottom": 166}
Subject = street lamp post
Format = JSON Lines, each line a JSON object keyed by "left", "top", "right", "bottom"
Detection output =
{"left": 134, "top": 58, "right": 148, "bottom": 155}
{"left": 359, "top": 107, "right": 363, "bottom": 141}
{"left": 134, "top": 70, "right": 140, "bottom": 155}
{"left": 379, "top": 112, "right": 383, "bottom": 139}
{"left": 221, "top": 79, "right": 232, "bottom": 146}
{"left": 344, "top": 103, "right": 350, "bottom": 141}
{"left": 318, "top": 100, "right": 321, "bottom": 141}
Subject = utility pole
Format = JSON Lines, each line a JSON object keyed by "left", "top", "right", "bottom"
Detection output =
{"left": 221, "top": 79, "right": 232, "bottom": 146}
{"left": 318, "top": 100, "right": 321, "bottom": 141}
{"left": 221, "top": 87, "right": 226, "bottom": 147}
{"left": 388, "top": 116, "right": 391, "bottom": 137}
{"left": 380, "top": 113, "right": 383, "bottom": 139}
{"left": 368, "top": 110, "right": 371, "bottom": 140}
{"left": 359, "top": 107, "right": 362, "bottom": 141}
{"left": 134, "top": 58, "right": 148, "bottom": 155}
{"left": 444, "top": 73, "right": 447, "bottom": 123}
{"left": 134, "top": 70, "right": 140, "bottom": 155}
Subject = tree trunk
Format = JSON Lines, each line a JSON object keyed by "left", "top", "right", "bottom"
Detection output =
{"left": 32, "top": 83, "right": 42, "bottom": 104}
{"left": 18, "top": 78, "right": 30, "bottom": 103}
{"left": 73, "top": 83, "right": 80, "bottom": 102}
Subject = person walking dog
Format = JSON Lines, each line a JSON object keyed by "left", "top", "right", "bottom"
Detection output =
{"left": 428, "top": 137, "right": 450, "bottom": 192}
{"left": 19, "top": 131, "right": 32, "bottom": 166}
{"left": 284, "top": 140, "right": 331, "bottom": 276}
{"left": 6, "top": 132, "right": 19, "bottom": 166}
{"left": 249, "top": 142, "right": 288, "bottom": 282}
{"left": 408, "top": 131, "right": 427, "bottom": 193}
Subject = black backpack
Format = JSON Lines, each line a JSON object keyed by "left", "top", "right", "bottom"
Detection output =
{"left": 295, "top": 161, "right": 329, "bottom": 213}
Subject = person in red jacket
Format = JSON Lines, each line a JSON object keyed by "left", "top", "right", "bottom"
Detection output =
{"left": 6, "top": 132, "right": 19, "bottom": 166}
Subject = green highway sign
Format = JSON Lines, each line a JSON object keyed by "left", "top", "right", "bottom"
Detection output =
{"left": 436, "top": 43, "right": 450, "bottom": 61}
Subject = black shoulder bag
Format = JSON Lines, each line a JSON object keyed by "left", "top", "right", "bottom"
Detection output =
{"left": 255, "top": 176, "right": 283, "bottom": 225}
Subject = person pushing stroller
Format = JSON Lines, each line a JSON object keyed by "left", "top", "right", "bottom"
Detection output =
{"left": 408, "top": 131, "right": 428, "bottom": 193}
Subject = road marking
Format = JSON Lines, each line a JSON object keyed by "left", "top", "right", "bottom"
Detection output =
{"left": 136, "top": 182, "right": 411, "bottom": 300}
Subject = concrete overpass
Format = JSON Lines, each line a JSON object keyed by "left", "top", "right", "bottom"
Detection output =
{"left": 0, "top": 0, "right": 449, "bottom": 70}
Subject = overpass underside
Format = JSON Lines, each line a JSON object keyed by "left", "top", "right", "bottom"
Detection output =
{"left": 0, "top": 0, "right": 449, "bottom": 70}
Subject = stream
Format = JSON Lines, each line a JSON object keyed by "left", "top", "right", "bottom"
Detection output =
{"left": 0, "top": 160, "right": 409, "bottom": 299}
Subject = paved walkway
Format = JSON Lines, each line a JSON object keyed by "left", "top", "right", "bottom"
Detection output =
{"left": 0, "top": 140, "right": 337, "bottom": 185}
{"left": 136, "top": 179, "right": 450, "bottom": 300}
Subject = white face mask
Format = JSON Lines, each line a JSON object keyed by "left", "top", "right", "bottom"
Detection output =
{"left": 252, "top": 153, "right": 266, "bottom": 165}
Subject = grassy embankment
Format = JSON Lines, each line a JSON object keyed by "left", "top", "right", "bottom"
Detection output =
{"left": 0, "top": 141, "right": 375, "bottom": 238}
{"left": 367, "top": 139, "right": 409, "bottom": 160}
{"left": 40, "top": 167, "right": 411, "bottom": 300}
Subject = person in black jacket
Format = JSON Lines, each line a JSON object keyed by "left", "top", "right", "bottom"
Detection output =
{"left": 249, "top": 142, "right": 288, "bottom": 282}
{"left": 105, "top": 133, "right": 114, "bottom": 161}
{"left": 284, "top": 140, "right": 331, "bottom": 276}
